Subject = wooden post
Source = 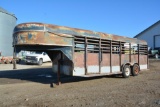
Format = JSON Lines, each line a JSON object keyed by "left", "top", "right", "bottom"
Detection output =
{"left": 147, "top": 45, "right": 149, "bottom": 69}
{"left": 119, "top": 41, "right": 121, "bottom": 71}
{"left": 99, "top": 39, "right": 101, "bottom": 74}
{"left": 85, "top": 37, "right": 88, "bottom": 75}
{"left": 138, "top": 44, "right": 140, "bottom": 65}
{"left": 129, "top": 43, "right": 131, "bottom": 62}
{"left": 13, "top": 46, "right": 17, "bottom": 69}
{"left": 110, "top": 40, "right": 112, "bottom": 73}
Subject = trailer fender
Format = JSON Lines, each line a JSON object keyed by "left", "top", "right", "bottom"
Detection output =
{"left": 121, "top": 62, "right": 139, "bottom": 69}
{"left": 121, "top": 62, "right": 138, "bottom": 72}
{"left": 121, "top": 63, "right": 131, "bottom": 71}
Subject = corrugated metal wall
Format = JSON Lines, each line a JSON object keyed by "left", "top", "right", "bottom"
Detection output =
{"left": 0, "top": 7, "right": 17, "bottom": 56}
{"left": 135, "top": 23, "right": 160, "bottom": 49}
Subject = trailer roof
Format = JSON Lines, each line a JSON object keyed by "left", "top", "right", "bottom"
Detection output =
{"left": 14, "top": 22, "right": 147, "bottom": 45}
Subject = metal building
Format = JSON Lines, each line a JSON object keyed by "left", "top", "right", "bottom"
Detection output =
{"left": 0, "top": 7, "right": 17, "bottom": 56}
{"left": 134, "top": 20, "right": 160, "bottom": 49}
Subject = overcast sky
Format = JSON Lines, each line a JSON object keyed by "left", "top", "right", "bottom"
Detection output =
{"left": 0, "top": 0, "right": 160, "bottom": 37}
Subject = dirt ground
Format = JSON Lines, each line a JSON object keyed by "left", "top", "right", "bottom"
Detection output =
{"left": 0, "top": 59, "right": 160, "bottom": 107}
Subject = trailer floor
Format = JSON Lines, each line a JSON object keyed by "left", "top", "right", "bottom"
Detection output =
{"left": 0, "top": 60, "right": 160, "bottom": 107}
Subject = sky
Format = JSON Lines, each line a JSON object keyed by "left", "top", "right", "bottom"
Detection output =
{"left": 0, "top": 0, "right": 160, "bottom": 38}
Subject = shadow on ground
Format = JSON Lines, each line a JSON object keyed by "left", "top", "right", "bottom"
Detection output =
{"left": 0, "top": 59, "right": 159, "bottom": 88}
{"left": 0, "top": 66, "right": 122, "bottom": 86}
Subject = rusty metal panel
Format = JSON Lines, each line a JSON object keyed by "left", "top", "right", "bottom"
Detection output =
{"left": 87, "top": 53, "right": 99, "bottom": 74}
{"left": 131, "top": 55, "right": 138, "bottom": 63}
{"left": 13, "top": 31, "right": 73, "bottom": 46}
{"left": 121, "top": 54, "right": 129, "bottom": 64}
{"left": 13, "top": 23, "right": 147, "bottom": 47}
{"left": 101, "top": 54, "right": 110, "bottom": 74}
{"left": 73, "top": 52, "right": 85, "bottom": 76}
{"left": 101, "top": 54, "right": 110, "bottom": 66}
{"left": 74, "top": 52, "right": 84, "bottom": 67}
{"left": 87, "top": 53, "right": 99, "bottom": 65}
{"left": 112, "top": 54, "right": 120, "bottom": 66}
{"left": 139, "top": 55, "right": 147, "bottom": 65}
{"left": 121, "top": 54, "right": 147, "bottom": 65}
{"left": 46, "top": 24, "right": 100, "bottom": 38}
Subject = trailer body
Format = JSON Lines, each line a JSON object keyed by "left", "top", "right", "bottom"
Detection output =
{"left": 13, "top": 23, "right": 148, "bottom": 78}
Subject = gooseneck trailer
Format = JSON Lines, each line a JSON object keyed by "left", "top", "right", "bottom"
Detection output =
{"left": 13, "top": 23, "right": 148, "bottom": 84}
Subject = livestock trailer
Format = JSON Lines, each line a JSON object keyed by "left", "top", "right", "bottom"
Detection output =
{"left": 13, "top": 23, "right": 148, "bottom": 84}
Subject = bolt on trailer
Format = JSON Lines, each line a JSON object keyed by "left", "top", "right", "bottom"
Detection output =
{"left": 13, "top": 23, "right": 148, "bottom": 83}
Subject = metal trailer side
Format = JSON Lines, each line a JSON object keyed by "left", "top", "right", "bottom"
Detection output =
{"left": 13, "top": 22, "right": 148, "bottom": 84}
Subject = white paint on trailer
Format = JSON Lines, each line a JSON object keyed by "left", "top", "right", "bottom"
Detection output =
{"left": 112, "top": 66, "right": 121, "bottom": 73}
{"left": 73, "top": 67, "right": 85, "bottom": 76}
{"left": 101, "top": 66, "right": 110, "bottom": 73}
{"left": 140, "top": 64, "right": 147, "bottom": 70}
{"left": 87, "top": 65, "right": 99, "bottom": 73}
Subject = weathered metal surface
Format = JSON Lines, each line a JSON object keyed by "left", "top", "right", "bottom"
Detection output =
{"left": 51, "top": 51, "right": 73, "bottom": 76}
{"left": 101, "top": 54, "right": 110, "bottom": 66}
{"left": 131, "top": 55, "right": 139, "bottom": 63}
{"left": 48, "top": 46, "right": 73, "bottom": 60}
{"left": 112, "top": 55, "right": 120, "bottom": 66}
{"left": 121, "top": 54, "right": 130, "bottom": 63}
{"left": 0, "top": 7, "right": 17, "bottom": 56}
{"left": 74, "top": 52, "right": 84, "bottom": 67}
{"left": 87, "top": 53, "right": 99, "bottom": 65}
{"left": 13, "top": 31, "right": 73, "bottom": 46}
{"left": 13, "top": 22, "right": 147, "bottom": 46}
{"left": 87, "top": 53, "right": 99, "bottom": 74}
{"left": 13, "top": 22, "right": 148, "bottom": 77}
{"left": 139, "top": 55, "right": 148, "bottom": 65}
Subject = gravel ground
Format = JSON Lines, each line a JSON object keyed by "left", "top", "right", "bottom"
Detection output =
{"left": 0, "top": 59, "right": 160, "bottom": 107}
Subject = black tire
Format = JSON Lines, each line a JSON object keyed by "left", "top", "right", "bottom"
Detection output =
{"left": 122, "top": 65, "right": 131, "bottom": 78}
{"left": 38, "top": 58, "right": 43, "bottom": 65}
{"left": 131, "top": 64, "right": 139, "bottom": 76}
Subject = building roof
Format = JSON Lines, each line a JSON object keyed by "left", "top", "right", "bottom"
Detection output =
{"left": 0, "top": 7, "right": 16, "bottom": 18}
{"left": 0, "top": 7, "right": 9, "bottom": 13}
{"left": 134, "top": 20, "right": 160, "bottom": 38}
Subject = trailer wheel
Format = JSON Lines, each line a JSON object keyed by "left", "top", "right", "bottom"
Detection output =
{"left": 122, "top": 65, "right": 131, "bottom": 78}
{"left": 38, "top": 58, "right": 43, "bottom": 65}
{"left": 131, "top": 64, "right": 139, "bottom": 76}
